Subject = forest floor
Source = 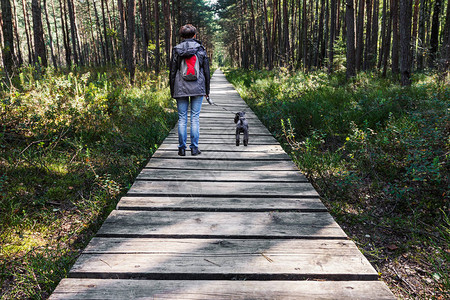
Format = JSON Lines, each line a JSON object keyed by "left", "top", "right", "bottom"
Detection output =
{"left": 225, "top": 68, "right": 449, "bottom": 299}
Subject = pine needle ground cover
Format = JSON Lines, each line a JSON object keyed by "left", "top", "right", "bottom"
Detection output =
{"left": 0, "top": 67, "right": 177, "bottom": 299}
{"left": 226, "top": 68, "right": 449, "bottom": 299}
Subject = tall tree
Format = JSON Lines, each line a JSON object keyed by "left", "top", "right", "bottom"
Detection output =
{"left": 346, "top": 0, "right": 356, "bottom": 78}
{"left": 1, "top": 0, "right": 15, "bottom": 73}
{"left": 66, "top": 0, "right": 79, "bottom": 65}
{"left": 154, "top": 0, "right": 160, "bottom": 73}
{"left": 42, "top": 0, "right": 57, "bottom": 68}
{"left": 329, "top": 0, "right": 337, "bottom": 73}
{"left": 11, "top": 0, "right": 22, "bottom": 65}
{"left": 391, "top": 0, "right": 399, "bottom": 73}
{"left": 162, "top": 0, "right": 172, "bottom": 67}
{"left": 126, "top": 0, "right": 136, "bottom": 82}
{"left": 429, "top": 0, "right": 441, "bottom": 68}
{"left": 21, "top": 0, "right": 33, "bottom": 64}
{"left": 32, "top": 0, "right": 47, "bottom": 67}
{"left": 399, "top": 0, "right": 412, "bottom": 85}
{"left": 356, "top": 0, "right": 365, "bottom": 71}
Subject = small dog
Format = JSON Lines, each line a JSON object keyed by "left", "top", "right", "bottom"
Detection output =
{"left": 234, "top": 111, "right": 249, "bottom": 146}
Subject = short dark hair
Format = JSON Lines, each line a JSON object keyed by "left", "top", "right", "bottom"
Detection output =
{"left": 180, "top": 24, "right": 196, "bottom": 39}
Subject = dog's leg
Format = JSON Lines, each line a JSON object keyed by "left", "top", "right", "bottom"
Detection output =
{"left": 243, "top": 127, "right": 248, "bottom": 146}
{"left": 236, "top": 127, "right": 240, "bottom": 146}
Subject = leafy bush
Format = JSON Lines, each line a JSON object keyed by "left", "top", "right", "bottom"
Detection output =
{"left": 0, "top": 66, "right": 177, "bottom": 298}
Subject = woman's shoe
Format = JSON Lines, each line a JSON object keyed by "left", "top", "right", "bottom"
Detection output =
{"left": 191, "top": 147, "right": 201, "bottom": 156}
{"left": 178, "top": 148, "right": 186, "bottom": 156}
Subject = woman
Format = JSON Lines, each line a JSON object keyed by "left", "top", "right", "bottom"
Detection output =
{"left": 169, "top": 24, "right": 210, "bottom": 156}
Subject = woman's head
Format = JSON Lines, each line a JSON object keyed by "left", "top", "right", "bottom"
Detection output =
{"left": 180, "top": 24, "right": 196, "bottom": 39}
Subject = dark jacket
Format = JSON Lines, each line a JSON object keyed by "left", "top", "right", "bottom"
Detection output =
{"left": 169, "top": 38, "right": 210, "bottom": 98}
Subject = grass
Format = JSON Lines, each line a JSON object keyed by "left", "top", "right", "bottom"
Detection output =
{"left": 0, "top": 66, "right": 177, "bottom": 299}
{"left": 225, "top": 67, "right": 449, "bottom": 299}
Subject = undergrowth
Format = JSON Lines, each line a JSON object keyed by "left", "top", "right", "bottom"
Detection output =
{"left": 225, "top": 68, "right": 449, "bottom": 299}
{"left": 0, "top": 66, "right": 177, "bottom": 299}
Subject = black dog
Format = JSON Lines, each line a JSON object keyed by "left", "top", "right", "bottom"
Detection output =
{"left": 234, "top": 111, "right": 249, "bottom": 146}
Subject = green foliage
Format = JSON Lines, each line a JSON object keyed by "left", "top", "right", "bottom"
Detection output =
{"left": 226, "top": 68, "right": 449, "bottom": 297}
{"left": 0, "top": 66, "right": 177, "bottom": 299}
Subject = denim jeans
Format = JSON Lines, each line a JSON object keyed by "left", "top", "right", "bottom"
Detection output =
{"left": 176, "top": 96, "right": 203, "bottom": 150}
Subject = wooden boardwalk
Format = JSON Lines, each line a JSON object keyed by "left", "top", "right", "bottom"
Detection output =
{"left": 50, "top": 70, "right": 395, "bottom": 299}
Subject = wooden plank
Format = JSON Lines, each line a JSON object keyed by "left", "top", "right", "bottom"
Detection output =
{"left": 68, "top": 239, "right": 377, "bottom": 280}
{"left": 117, "top": 196, "right": 326, "bottom": 212}
{"left": 51, "top": 279, "right": 395, "bottom": 300}
{"left": 157, "top": 143, "right": 284, "bottom": 152}
{"left": 152, "top": 150, "right": 291, "bottom": 160}
{"left": 96, "top": 211, "right": 346, "bottom": 238}
{"left": 145, "top": 158, "right": 300, "bottom": 171}
{"left": 127, "top": 180, "right": 318, "bottom": 197}
{"left": 164, "top": 136, "right": 278, "bottom": 143}
{"left": 136, "top": 169, "right": 306, "bottom": 182}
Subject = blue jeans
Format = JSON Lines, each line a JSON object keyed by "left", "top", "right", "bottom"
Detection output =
{"left": 176, "top": 96, "right": 203, "bottom": 150}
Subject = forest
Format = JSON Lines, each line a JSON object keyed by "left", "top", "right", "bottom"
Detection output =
{"left": 0, "top": 0, "right": 449, "bottom": 298}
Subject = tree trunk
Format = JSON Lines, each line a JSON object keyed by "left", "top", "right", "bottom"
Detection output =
{"left": 21, "top": 0, "right": 33, "bottom": 64}
{"left": 11, "top": 0, "right": 22, "bottom": 65}
{"left": 66, "top": 0, "right": 78, "bottom": 65}
{"left": 138, "top": 0, "right": 149, "bottom": 68}
{"left": 378, "top": 0, "right": 386, "bottom": 68}
{"left": 329, "top": 0, "right": 336, "bottom": 73}
{"left": 317, "top": 0, "right": 325, "bottom": 67}
{"left": 263, "top": 0, "right": 272, "bottom": 69}
{"left": 428, "top": 0, "right": 441, "bottom": 68}
{"left": 356, "top": 0, "right": 365, "bottom": 70}
{"left": 441, "top": 0, "right": 450, "bottom": 75}
{"left": 42, "top": 0, "right": 57, "bottom": 68}
{"left": 50, "top": 0, "right": 61, "bottom": 66}
{"left": 1, "top": 0, "right": 15, "bottom": 72}
{"left": 391, "top": 0, "right": 399, "bottom": 73}
{"left": 32, "top": 0, "right": 47, "bottom": 67}
{"left": 370, "top": 0, "right": 378, "bottom": 68}
{"left": 118, "top": 0, "right": 126, "bottom": 64}
{"left": 100, "top": 0, "right": 110, "bottom": 63}
{"left": 86, "top": 0, "right": 99, "bottom": 66}
{"left": 302, "top": 0, "right": 308, "bottom": 70}
{"left": 104, "top": 0, "right": 116, "bottom": 63}
{"left": 59, "top": 0, "right": 70, "bottom": 66}
{"left": 417, "top": 0, "right": 426, "bottom": 69}
{"left": 399, "top": 0, "right": 412, "bottom": 85}
{"left": 127, "top": 0, "right": 136, "bottom": 83}
{"left": 162, "top": 0, "right": 171, "bottom": 67}
{"left": 363, "top": 0, "right": 372, "bottom": 69}
{"left": 346, "top": 0, "right": 356, "bottom": 78}
{"left": 154, "top": 0, "right": 160, "bottom": 73}
{"left": 382, "top": 0, "right": 392, "bottom": 76}
{"left": 249, "top": 0, "right": 259, "bottom": 68}
{"left": 411, "top": 0, "right": 419, "bottom": 69}
{"left": 282, "top": 0, "right": 290, "bottom": 66}
{"left": 93, "top": 0, "right": 105, "bottom": 65}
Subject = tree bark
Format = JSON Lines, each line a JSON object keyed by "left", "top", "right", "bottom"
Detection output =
{"left": 139, "top": 0, "right": 149, "bottom": 68}
{"left": 50, "top": 0, "right": 61, "bottom": 66}
{"left": 363, "top": 0, "right": 372, "bottom": 69}
{"left": 263, "top": 0, "right": 272, "bottom": 69}
{"left": 391, "top": 0, "right": 399, "bottom": 73}
{"left": 382, "top": 0, "right": 392, "bottom": 76}
{"left": 32, "top": 0, "right": 47, "bottom": 67}
{"left": 399, "top": 0, "right": 412, "bottom": 85}
{"left": 66, "top": 0, "right": 78, "bottom": 65}
{"left": 21, "top": 0, "right": 33, "bottom": 64}
{"left": 370, "top": 0, "right": 379, "bottom": 68}
{"left": 127, "top": 0, "right": 136, "bottom": 82}
{"left": 93, "top": 0, "right": 105, "bottom": 65}
{"left": 328, "top": 0, "right": 336, "bottom": 73}
{"left": 346, "top": 0, "right": 356, "bottom": 78}
{"left": 118, "top": 0, "right": 126, "bottom": 64}
{"left": 11, "top": 0, "right": 22, "bottom": 65}
{"left": 100, "top": 0, "right": 110, "bottom": 63}
{"left": 59, "top": 0, "right": 71, "bottom": 66}
{"left": 356, "top": 0, "right": 365, "bottom": 70}
{"left": 154, "top": 0, "right": 160, "bottom": 73}
{"left": 429, "top": 0, "right": 441, "bottom": 68}
{"left": 282, "top": 0, "right": 290, "bottom": 66}
{"left": 42, "top": 0, "right": 57, "bottom": 68}
{"left": 1, "top": 0, "right": 15, "bottom": 72}
{"left": 162, "top": 0, "right": 172, "bottom": 67}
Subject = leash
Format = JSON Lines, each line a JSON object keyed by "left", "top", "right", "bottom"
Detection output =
{"left": 206, "top": 96, "right": 246, "bottom": 114}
